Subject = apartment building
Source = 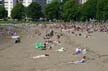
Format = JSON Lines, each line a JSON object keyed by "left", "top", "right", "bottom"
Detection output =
{"left": 3, "top": 0, "right": 47, "bottom": 17}
{"left": 0, "top": 0, "right": 4, "bottom": 5}
{"left": 4, "top": 0, "right": 17, "bottom": 17}
{"left": 4, "top": 0, "right": 82, "bottom": 17}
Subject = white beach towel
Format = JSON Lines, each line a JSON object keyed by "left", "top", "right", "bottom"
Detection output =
{"left": 33, "top": 55, "right": 47, "bottom": 59}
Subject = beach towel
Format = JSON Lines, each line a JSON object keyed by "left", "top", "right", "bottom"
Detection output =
{"left": 11, "top": 35, "right": 19, "bottom": 39}
{"left": 56, "top": 47, "right": 64, "bottom": 52}
{"left": 35, "top": 42, "right": 44, "bottom": 48}
{"left": 33, "top": 55, "right": 47, "bottom": 59}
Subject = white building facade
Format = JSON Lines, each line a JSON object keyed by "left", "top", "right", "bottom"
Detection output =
{"left": 3, "top": 0, "right": 47, "bottom": 17}
{"left": 3, "top": 0, "right": 87, "bottom": 18}
{"left": 0, "top": 0, "right": 3, "bottom": 5}
{"left": 3, "top": 0, "right": 33, "bottom": 17}
{"left": 22, "top": 0, "right": 32, "bottom": 7}
{"left": 4, "top": 0, "right": 17, "bottom": 17}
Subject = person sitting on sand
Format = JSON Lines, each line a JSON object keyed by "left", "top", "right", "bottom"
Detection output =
{"left": 15, "top": 37, "right": 21, "bottom": 43}
{"left": 42, "top": 42, "right": 47, "bottom": 50}
{"left": 57, "top": 34, "right": 60, "bottom": 39}
{"left": 75, "top": 48, "right": 82, "bottom": 55}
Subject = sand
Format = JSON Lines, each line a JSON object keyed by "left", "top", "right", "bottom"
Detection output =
{"left": 0, "top": 24, "right": 108, "bottom": 71}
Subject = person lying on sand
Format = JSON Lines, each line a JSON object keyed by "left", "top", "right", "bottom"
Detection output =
{"left": 68, "top": 56, "right": 87, "bottom": 64}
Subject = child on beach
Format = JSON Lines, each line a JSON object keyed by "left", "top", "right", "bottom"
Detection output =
{"left": 15, "top": 37, "right": 21, "bottom": 43}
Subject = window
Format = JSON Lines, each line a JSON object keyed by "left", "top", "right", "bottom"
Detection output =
{"left": 0, "top": 1, "right": 2, "bottom": 4}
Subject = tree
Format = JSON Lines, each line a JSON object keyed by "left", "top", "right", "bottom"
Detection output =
{"left": 80, "top": 0, "right": 97, "bottom": 21}
{"left": 11, "top": 3, "right": 25, "bottom": 20}
{"left": 27, "top": 2, "right": 42, "bottom": 21}
{"left": 45, "top": 1, "right": 62, "bottom": 20}
{"left": 96, "top": 0, "right": 108, "bottom": 21}
{"left": 63, "top": 0, "right": 80, "bottom": 21}
{"left": 62, "top": 0, "right": 69, "bottom": 4}
{"left": 0, "top": 6, "right": 7, "bottom": 19}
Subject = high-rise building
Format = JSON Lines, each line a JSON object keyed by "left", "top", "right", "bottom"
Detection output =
{"left": 4, "top": 0, "right": 70, "bottom": 18}
{"left": 4, "top": 0, "right": 17, "bottom": 17}
{"left": 0, "top": 0, "right": 4, "bottom": 6}
{"left": 3, "top": 0, "right": 47, "bottom": 17}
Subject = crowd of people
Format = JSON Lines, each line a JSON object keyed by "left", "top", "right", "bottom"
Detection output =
{"left": 1, "top": 23, "right": 108, "bottom": 64}
{"left": 0, "top": 26, "right": 21, "bottom": 43}
{"left": 32, "top": 23, "right": 108, "bottom": 64}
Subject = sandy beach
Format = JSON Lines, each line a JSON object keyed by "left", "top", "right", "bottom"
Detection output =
{"left": 0, "top": 24, "right": 108, "bottom": 71}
